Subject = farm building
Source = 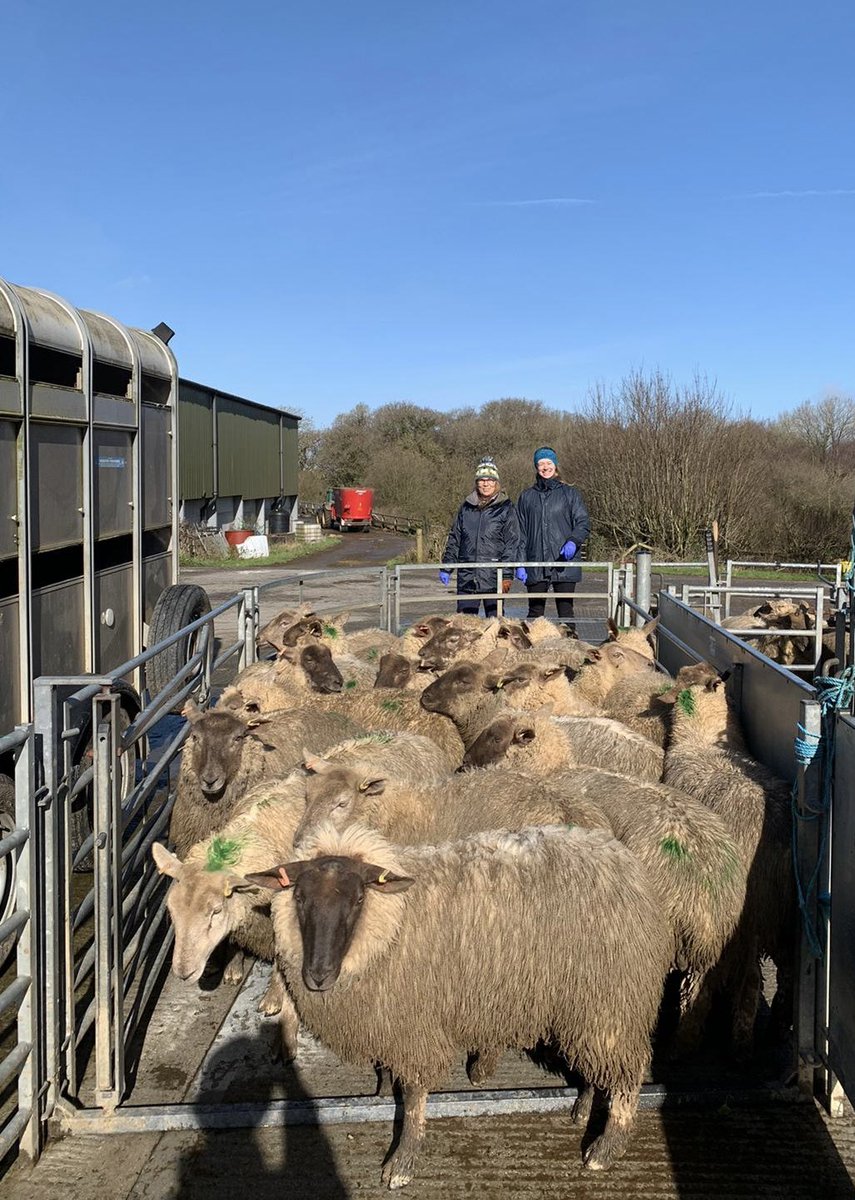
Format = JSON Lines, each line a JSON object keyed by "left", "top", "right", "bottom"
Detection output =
{"left": 178, "top": 379, "right": 300, "bottom": 535}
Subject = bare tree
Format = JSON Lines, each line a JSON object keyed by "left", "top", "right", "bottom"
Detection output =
{"left": 777, "top": 393, "right": 855, "bottom": 464}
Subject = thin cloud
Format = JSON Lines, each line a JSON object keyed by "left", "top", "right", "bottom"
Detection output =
{"left": 742, "top": 189, "right": 855, "bottom": 199}
{"left": 478, "top": 197, "right": 594, "bottom": 207}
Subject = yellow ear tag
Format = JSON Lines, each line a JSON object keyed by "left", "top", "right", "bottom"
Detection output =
{"left": 495, "top": 680, "right": 504, "bottom": 689}
{"left": 377, "top": 871, "right": 389, "bottom": 884}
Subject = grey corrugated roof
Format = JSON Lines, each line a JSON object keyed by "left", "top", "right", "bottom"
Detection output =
{"left": 179, "top": 377, "right": 302, "bottom": 421}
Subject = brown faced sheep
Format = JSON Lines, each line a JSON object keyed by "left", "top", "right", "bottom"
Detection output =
{"left": 419, "top": 655, "right": 510, "bottom": 747}
{"left": 605, "top": 617, "right": 659, "bottom": 662}
{"left": 373, "top": 652, "right": 435, "bottom": 692}
{"left": 659, "top": 662, "right": 795, "bottom": 1057}
{"left": 487, "top": 658, "right": 601, "bottom": 716}
{"left": 249, "top": 822, "right": 672, "bottom": 1187}
{"left": 170, "top": 701, "right": 361, "bottom": 858}
{"left": 462, "top": 709, "right": 665, "bottom": 783}
{"left": 220, "top": 642, "right": 345, "bottom": 714}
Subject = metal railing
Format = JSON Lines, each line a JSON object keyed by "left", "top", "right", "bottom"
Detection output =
{"left": 0, "top": 724, "right": 39, "bottom": 1164}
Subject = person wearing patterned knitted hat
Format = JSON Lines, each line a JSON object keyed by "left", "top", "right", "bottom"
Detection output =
{"left": 438, "top": 456, "right": 525, "bottom": 617}
{"left": 516, "top": 447, "right": 590, "bottom": 632}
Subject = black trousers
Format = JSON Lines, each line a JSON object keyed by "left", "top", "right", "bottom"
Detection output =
{"left": 457, "top": 595, "right": 498, "bottom": 618}
{"left": 525, "top": 580, "right": 576, "bottom": 622}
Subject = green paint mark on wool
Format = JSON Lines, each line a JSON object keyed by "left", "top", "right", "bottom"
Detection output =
{"left": 367, "top": 647, "right": 379, "bottom": 661}
{"left": 345, "top": 679, "right": 358, "bottom": 690}
{"left": 356, "top": 732, "right": 394, "bottom": 744}
{"left": 658, "top": 682, "right": 674, "bottom": 695}
{"left": 324, "top": 624, "right": 339, "bottom": 639}
{"left": 677, "top": 689, "right": 696, "bottom": 716}
{"left": 661, "top": 837, "right": 690, "bottom": 861}
{"left": 701, "top": 844, "right": 741, "bottom": 899}
{"left": 205, "top": 836, "right": 246, "bottom": 872}
{"left": 381, "top": 699, "right": 402, "bottom": 713}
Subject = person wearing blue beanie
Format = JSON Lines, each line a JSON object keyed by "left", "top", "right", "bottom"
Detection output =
{"left": 517, "top": 448, "right": 590, "bottom": 632}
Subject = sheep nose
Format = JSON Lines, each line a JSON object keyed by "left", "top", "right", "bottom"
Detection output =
{"left": 303, "top": 967, "right": 339, "bottom": 991}
{"left": 321, "top": 678, "right": 343, "bottom": 693}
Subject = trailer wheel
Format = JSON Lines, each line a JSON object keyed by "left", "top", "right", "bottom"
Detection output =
{"left": 0, "top": 775, "right": 18, "bottom": 970}
{"left": 145, "top": 584, "right": 212, "bottom": 707}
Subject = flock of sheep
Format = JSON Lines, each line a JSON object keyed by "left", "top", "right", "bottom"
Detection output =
{"left": 151, "top": 603, "right": 795, "bottom": 1189}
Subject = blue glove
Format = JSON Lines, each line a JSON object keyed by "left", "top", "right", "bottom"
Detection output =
{"left": 560, "top": 540, "right": 577, "bottom": 561}
{"left": 438, "top": 570, "right": 451, "bottom": 586}
{"left": 514, "top": 567, "right": 527, "bottom": 583}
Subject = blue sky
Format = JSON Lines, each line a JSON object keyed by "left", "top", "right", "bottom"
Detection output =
{"left": 2, "top": 1, "right": 853, "bottom": 424}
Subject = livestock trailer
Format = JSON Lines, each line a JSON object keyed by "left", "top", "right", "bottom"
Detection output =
{"left": 0, "top": 279, "right": 210, "bottom": 837}
{"left": 319, "top": 486, "right": 373, "bottom": 530}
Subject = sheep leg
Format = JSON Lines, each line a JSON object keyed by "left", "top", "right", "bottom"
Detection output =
{"left": 276, "top": 990, "right": 300, "bottom": 1064}
{"left": 582, "top": 1084, "right": 641, "bottom": 1171}
{"left": 222, "top": 942, "right": 245, "bottom": 985}
{"left": 467, "top": 1048, "right": 500, "bottom": 1086}
{"left": 380, "top": 1082, "right": 428, "bottom": 1190}
{"left": 257, "top": 965, "right": 285, "bottom": 1014}
{"left": 571, "top": 1082, "right": 595, "bottom": 1125}
{"left": 375, "top": 1065, "right": 395, "bottom": 1096}
{"left": 671, "top": 970, "right": 715, "bottom": 1057}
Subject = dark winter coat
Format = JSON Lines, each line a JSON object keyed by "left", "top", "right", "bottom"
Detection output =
{"left": 517, "top": 475, "right": 590, "bottom": 584}
{"left": 442, "top": 490, "right": 523, "bottom": 594}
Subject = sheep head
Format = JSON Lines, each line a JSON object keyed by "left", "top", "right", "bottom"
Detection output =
{"left": 418, "top": 623, "right": 488, "bottom": 672}
{"left": 152, "top": 841, "right": 266, "bottom": 983}
{"left": 245, "top": 855, "right": 413, "bottom": 991}
{"left": 294, "top": 759, "right": 388, "bottom": 846}
{"left": 374, "top": 652, "right": 417, "bottom": 690}
{"left": 276, "top": 642, "right": 344, "bottom": 693}
{"left": 420, "top": 652, "right": 507, "bottom": 719}
{"left": 181, "top": 703, "right": 272, "bottom": 798}
{"left": 460, "top": 712, "right": 538, "bottom": 770}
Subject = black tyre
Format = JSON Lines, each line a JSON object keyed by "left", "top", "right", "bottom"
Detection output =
{"left": 0, "top": 774, "right": 18, "bottom": 971}
{"left": 145, "top": 584, "right": 212, "bottom": 705}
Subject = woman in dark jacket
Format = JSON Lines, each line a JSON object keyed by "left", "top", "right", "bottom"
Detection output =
{"left": 439, "top": 457, "right": 525, "bottom": 617}
{"left": 517, "top": 447, "right": 590, "bottom": 629}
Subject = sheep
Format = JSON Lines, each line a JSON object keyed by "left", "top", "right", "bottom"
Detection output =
{"left": 293, "top": 758, "right": 614, "bottom": 848}
{"left": 486, "top": 658, "right": 602, "bottom": 717}
{"left": 170, "top": 701, "right": 362, "bottom": 858}
{"left": 658, "top": 662, "right": 795, "bottom": 1057}
{"left": 152, "top": 771, "right": 307, "bottom": 1060}
{"left": 219, "top": 642, "right": 348, "bottom": 714}
{"left": 419, "top": 655, "right": 511, "bottom": 747}
{"left": 301, "top": 730, "right": 452, "bottom": 814}
{"left": 461, "top": 708, "right": 665, "bottom": 783}
{"left": 550, "top": 767, "right": 746, "bottom": 991}
{"left": 306, "top": 691, "right": 465, "bottom": 771}
{"left": 606, "top": 617, "right": 659, "bottom": 662}
{"left": 567, "top": 641, "right": 660, "bottom": 708}
{"left": 247, "top": 821, "right": 673, "bottom": 1187}
{"left": 373, "top": 652, "right": 435, "bottom": 692}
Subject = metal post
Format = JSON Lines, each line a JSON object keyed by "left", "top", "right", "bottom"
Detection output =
{"left": 239, "top": 587, "right": 256, "bottom": 672}
{"left": 795, "top": 698, "right": 824, "bottom": 1093}
{"left": 377, "top": 567, "right": 388, "bottom": 631}
{"left": 15, "top": 724, "right": 42, "bottom": 1159}
{"left": 814, "top": 586, "right": 825, "bottom": 673}
{"left": 496, "top": 567, "right": 503, "bottom": 619}
{"left": 93, "top": 692, "right": 123, "bottom": 1109}
{"left": 621, "top": 562, "right": 634, "bottom": 626}
{"left": 634, "top": 549, "right": 652, "bottom": 625}
{"left": 31, "top": 680, "right": 60, "bottom": 1118}
{"left": 725, "top": 560, "right": 733, "bottom": 618}
{"left": 606, "top": 562, "right": 615, "bottom": 622}
{"left": 394, "top": 566, "right": 402, "bottom": 636}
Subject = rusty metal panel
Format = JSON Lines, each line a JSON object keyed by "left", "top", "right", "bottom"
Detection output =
{"left": 142, "top": 405, "right": 171, "bottom": 530}
{"left": 31, "top": 577, "right": 85, "bottom": 676}
{"left": 29, "top": 423, "right": 84, "bottom": 551}
{"left": 177, "top": 383, "right": 214, "bottom": 499}
{"left": 280, "top": 413, "right": 298, "bottom": 495}
{"left": 0, "top": 419, "right": 18, "bottom": 559}
{"left": 94, "top": 564, "right": 134, "bottom": 672}
{"left": 830, "top": 714, "right": 855, "bottom": 1106}
{"left": 0, "top": 595, "right": 20, "bottom": 730}
{"left": 94, "top": 429, "right": 134, "bottom": 538}
{"left": 217, "top": 398, "right": 279, "bottom": 498}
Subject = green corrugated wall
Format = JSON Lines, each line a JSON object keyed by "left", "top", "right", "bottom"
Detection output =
{"left": 178, "top": 383, "right": 215, "bottom": 498}
{"left": 178, "top": 381, "right": 299, "bottom": 501}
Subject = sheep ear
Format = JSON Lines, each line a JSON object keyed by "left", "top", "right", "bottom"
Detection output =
{"left": 244, "top": 713, "right": 272, "bottom": 729}
{"left": 656, "top": 686, "right": 679, "bottom": 705}
{"left": 277, "top": 646, "right": 297, "bottom": 663}
{"left": 181, "top": 699, "right": 203, "bottom": 723}
{"left": 243, "top": 863, "right": 305, "bottom": 890}
{"left": 513, "top": 726, "right": 536, "bottom": 745}
{"left": 302, "top": 750, "right": 332, "bottom": 773}
{"left": 585, "top": 647, "right": 602, "bottom": 662}
{"left": 222, "top": 873, "right": 265, "bottom": 897}
{"left": 152, "top": 842, "right": 183, "bottom": 878}
{"left": 542, "top": 665, "right": 563, "bottom": 679}
{"left": 360, "top": 862, "right": 415, "bottom": 893}
{"left": 358, "top": 776, "right": 387, "bottom": 795}
{"left": 607, "top": 618, "right": 620, "bottom": 640}
{"left": 642, "top": 617, "right": 660, "bottom": 636}
{"left": 481, "top": 648, "right": 508, "bottom": 671}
